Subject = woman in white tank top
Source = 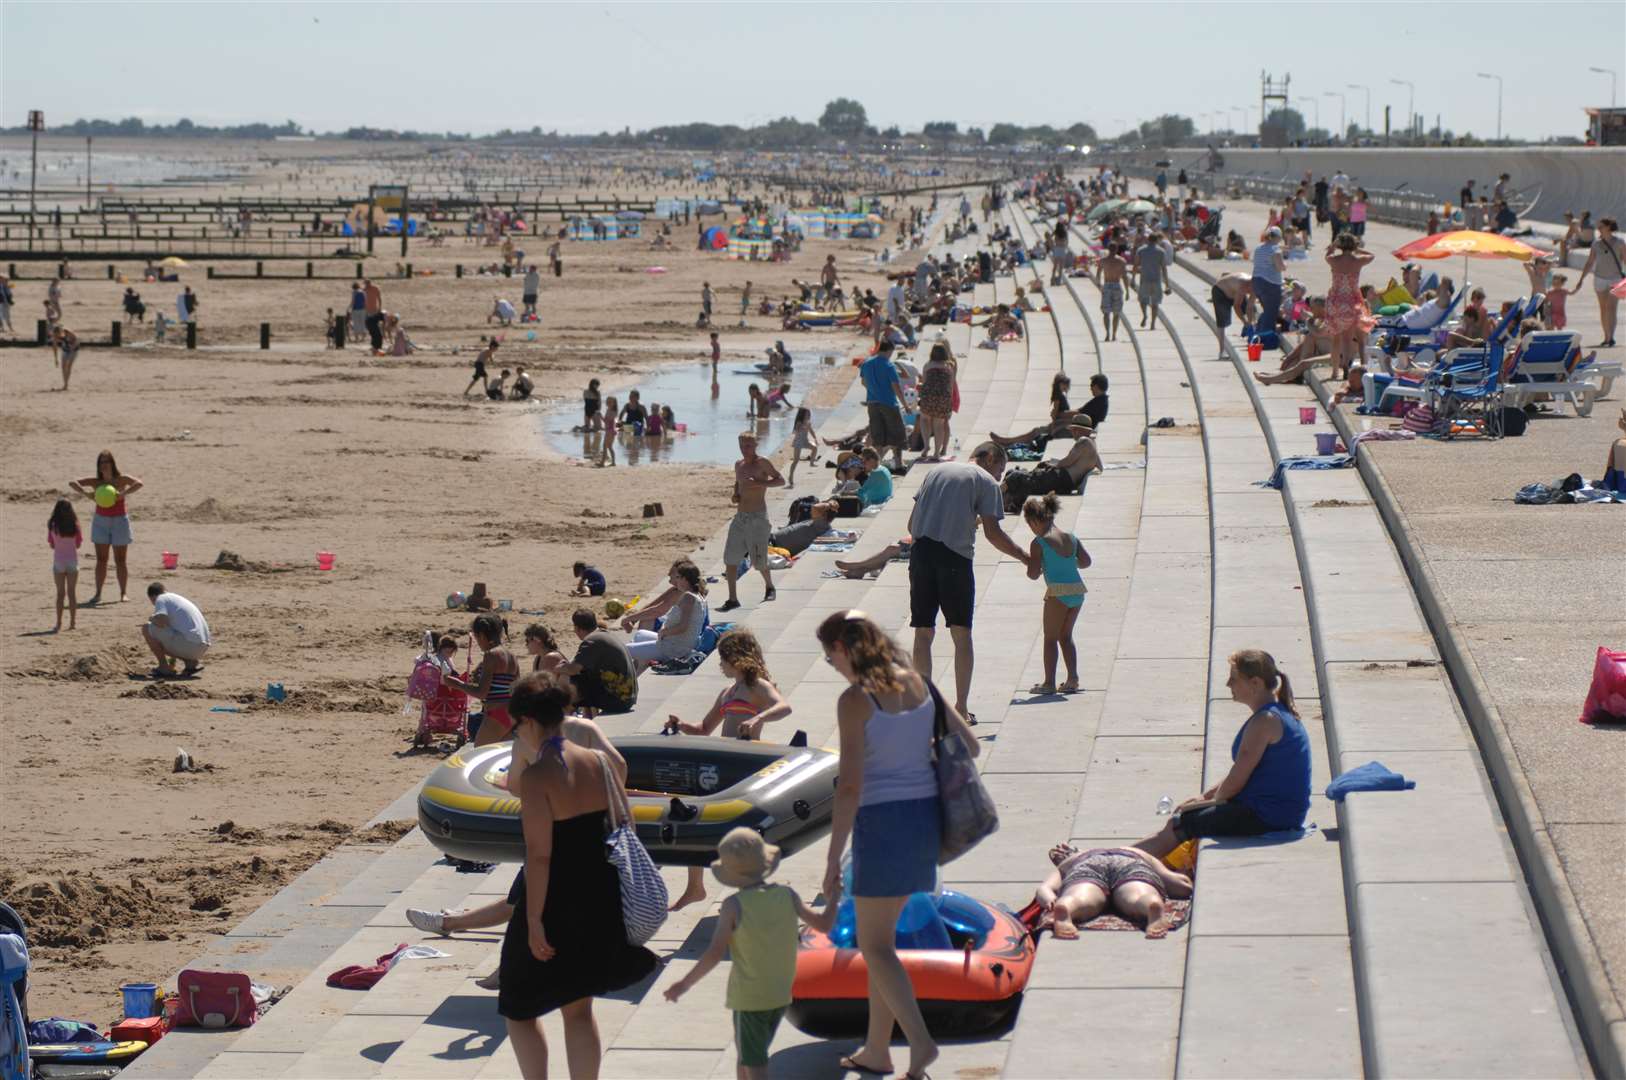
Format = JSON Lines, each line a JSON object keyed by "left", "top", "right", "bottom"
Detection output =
{"left": 817, "top": 610, "right": 979, "bottom": 1080}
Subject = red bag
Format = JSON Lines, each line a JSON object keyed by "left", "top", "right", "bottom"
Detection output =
{"left": 326, "top": 945, "right": 409, "bottom": 991}
{"left": 1580, "top": 646, "right": 1626, "bottom": 724}
{"left": 172, "top": 969, "right": 258, "bottom": 1029}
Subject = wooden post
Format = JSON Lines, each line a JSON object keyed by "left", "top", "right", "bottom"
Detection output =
{"left": 107, "top": 264, "right": 115, "bottom": 280}
{"left": 306, "top": 261, "right": 313, "bottom": 279}
{"left": 260, "top": 322, "right": 271, "bottom": 349}
{"left": 256, "top": 261, "right": 263, "bottom": 278}
{"left": 111, "top": 321, "right": 121, "bottom": 347}
{"left": 185, "top": 322, "right": 197, "bottom": 350}
{"left": 36, "top": 319, "right": 48, "bottom": 345}
{"left": 355, "top": 262, "right": 363, "bottom": 279}
{"left": 456, "top": 263, "right": 463, "bottom": 278}
{"left": 207, "top": 267, "right": 215, "bottom": 280}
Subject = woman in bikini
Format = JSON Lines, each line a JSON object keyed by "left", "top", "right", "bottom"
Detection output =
{"left": 443, "top": 613, "right": 519, "bottom": 746}
{"left": 662, "top": 629, "right": 793, "bottom": 911}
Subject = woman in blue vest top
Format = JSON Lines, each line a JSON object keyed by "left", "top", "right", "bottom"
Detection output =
{"left": 1135, "top": 649, "right": 1312, "bottom": 858}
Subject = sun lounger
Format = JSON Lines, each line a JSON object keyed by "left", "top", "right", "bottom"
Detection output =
{"left": 1500, "top": 331, "right": 1597, "bottom": 416}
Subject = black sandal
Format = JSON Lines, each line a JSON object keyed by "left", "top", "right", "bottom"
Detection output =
{"left": 837, "top": 1055, "right": 889, "bottom": 1076}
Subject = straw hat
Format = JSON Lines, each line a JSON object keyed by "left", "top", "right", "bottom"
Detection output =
{"left": 710, "top": 827, "right": 782, "bottom": 888}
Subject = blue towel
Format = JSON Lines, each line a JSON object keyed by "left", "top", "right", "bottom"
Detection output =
{"left": 1325, "top": 761, "right": 1415, "bottom": 802}
{"left": 1258, "top": 453, "right": 1356, "bottom": 490}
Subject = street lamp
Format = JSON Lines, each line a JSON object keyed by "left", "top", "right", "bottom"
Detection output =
{"left": 1590, "top": 66, "right": 1619, "bottom": 107}
{"left": 1477, "top": 72, "right": 1503, "bottom": 141}
{"left": 1390, "top": 78, "right": 1415, "bottom": 139}
{"left": 1347, "top": 83, "right": 1371, "bottom": 134}
{"left": 1296, "top": 95, "right": 1320, "bottom": 135}
{"left": 1324, "top": 90, "right": 1346, "bottom": 139}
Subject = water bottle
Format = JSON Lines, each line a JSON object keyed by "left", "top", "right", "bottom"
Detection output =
{"left": 1156, "top": 794, "right": 1174, "bottom": 816}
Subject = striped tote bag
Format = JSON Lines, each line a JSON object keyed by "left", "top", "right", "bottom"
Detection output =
{"left": 598, "top": 752, "right": 668, "bottom": 945}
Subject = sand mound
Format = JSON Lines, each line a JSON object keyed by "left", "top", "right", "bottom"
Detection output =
{"left": 122, "top": 682, "right": 213, "bottom": 700}
{"left": 211, "top": 549, "right": 291, "bottom": 574}
{"left": 9, "top": 646, "right": 142, "bottom": 684}
{"left": 5, "top": 872, "right": 170, "bottom": 949}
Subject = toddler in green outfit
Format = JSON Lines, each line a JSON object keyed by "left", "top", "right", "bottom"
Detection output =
{"left": 665, "top": 827, "right": 834, "bottom": 1078}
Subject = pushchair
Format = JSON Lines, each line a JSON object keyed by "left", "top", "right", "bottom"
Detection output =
{"left": 404, "top": 631, "right": 468, "bottom": 748}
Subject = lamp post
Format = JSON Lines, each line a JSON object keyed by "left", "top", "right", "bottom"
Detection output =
{"left": 1390, "top": 78, "right": 1415, "bottom": 139}
{"left": 1347, "top": 83, "right": 1371, "bottom": 135}
{"left": 1590, "top": 66, "right": 1619, "bottom": 107}
{"left": 1477, "top": 72, "right": 1503, "bottom": 141}
{"left": 1297, "top": 95, "right": 1320, "bottom": 137}
{"left": 1324, "top": 90, "right": 1346, "bottom": 140}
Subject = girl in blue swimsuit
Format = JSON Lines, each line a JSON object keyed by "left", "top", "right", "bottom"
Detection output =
{"left": 1023, "top": 493, "right": 1091, "bottom": 695}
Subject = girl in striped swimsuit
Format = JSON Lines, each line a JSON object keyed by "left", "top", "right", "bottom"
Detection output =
{"left": 444, "top": 613, "right": 519, "bottom": 747}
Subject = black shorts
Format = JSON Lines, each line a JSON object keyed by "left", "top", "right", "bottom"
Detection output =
{"left": 523, "top": 293, "right": 537, "bottom": 305}
{"left": 867, "top": 403, "right": 906, "bottom": 449}
{"left": 1173, "top": 800, "right": 1270, "bottom": 841}
{"left": 909, "top": 536, "right": 975, "bottom": 629}
{"left": 1211, "top": 284, "right": 1233, "bottom": 329}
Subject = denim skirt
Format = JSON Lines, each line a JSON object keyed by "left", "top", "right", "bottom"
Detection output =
{"left": 852, "top": 795, "right": 940, "bottom": 897}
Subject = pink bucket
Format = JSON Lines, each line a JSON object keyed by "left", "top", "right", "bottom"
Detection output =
{"left": 1299, "top": 406, "right": 1317, "bottom": 424}
{"left": 161, "top": 551, "right": 179, "bottom": 570}
{"left": 316, "top": 551, "right": 335, "bottom": 571}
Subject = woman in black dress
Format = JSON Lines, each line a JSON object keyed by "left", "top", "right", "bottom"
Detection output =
{"left": 499, "top": 675, "right": 656, "bottom": 1078}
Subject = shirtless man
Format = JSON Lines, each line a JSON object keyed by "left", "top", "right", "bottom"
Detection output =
{"left": 1209, "top": 272, "right": 1255, "bottom": 358}
{"left": 1095, "top": 245, "right": 1130, "bottom": 341}
{"left": 819, "top": 255, "right": 840, "bottom": 311}
{"left": 720, "top": 432, "right": 785, "bottom": 612}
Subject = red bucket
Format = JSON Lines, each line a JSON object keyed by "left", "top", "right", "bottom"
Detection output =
{"left": 161, "top": 551, "right": 179, "bottom": 570}
{"left": 1299, "top": 407, "right": 1317, "bottom": 424}
{"left": 1246, "top": 342, "right": 1263, "bottom": 362}
{"left": 316, "top": 551, "right": 335, "bottom": 571}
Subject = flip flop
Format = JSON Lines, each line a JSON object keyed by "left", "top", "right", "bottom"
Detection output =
{"left": 837, "top": 1055, "right": 889, "bottom": 1076}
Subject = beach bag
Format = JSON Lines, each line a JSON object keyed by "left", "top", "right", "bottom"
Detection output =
{"left": 928, "top": 683, "right": 998, "bottom": 865}
{"left": 599, "top": 752, "right": 667, "bottom": 944}
{"left": 1580, "top": 647, "right": 1626, "bottom": 724}
{"left": 1402, "top": 403, "right": 1440, "bottom": 435}
{"left": 173, "top": 970, "right": 258, "bottom": 1029}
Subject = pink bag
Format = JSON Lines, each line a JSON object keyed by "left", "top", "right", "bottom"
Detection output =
{"left": 173, "top": 969, "right": 258, "bottom": 1029}
{"left": 1580, "top": 647, "right": 1626, "bottom": 724}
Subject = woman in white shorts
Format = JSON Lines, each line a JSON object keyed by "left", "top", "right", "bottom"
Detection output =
{"left": 620, "top": 558, "right": 709, "bottom": 671}
{"left": 1573, "top": 216, "right": 1624, "bottom": 348}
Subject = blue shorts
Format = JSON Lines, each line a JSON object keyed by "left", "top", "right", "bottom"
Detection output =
{"left": 852, "top": 796, "right": 940, "bottom": 897}
{"left": 91, "top": 514, "right": 132, "bottom": 547}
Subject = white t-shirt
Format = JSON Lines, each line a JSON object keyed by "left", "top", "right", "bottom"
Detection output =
{"left": 1399, "top": 297, "right": 1447, "bottom": 329}
{"left": 155, "top": 593, "right": 211, "bottom": 644}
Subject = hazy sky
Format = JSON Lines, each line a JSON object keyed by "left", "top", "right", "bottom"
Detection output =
{"left": 4, "top": 1, "right": 1622, "bottom": 140}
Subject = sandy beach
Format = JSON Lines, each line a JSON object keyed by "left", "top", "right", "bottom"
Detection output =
{"left": 0, "top": 146, "right": 932, "bottom": 1020}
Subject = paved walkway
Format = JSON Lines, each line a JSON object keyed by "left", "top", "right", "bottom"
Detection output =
{"left": 125, "top": 198, "right": 1594, "bottom": 1079}
{"left": 1164, "top": 190, "right": 1624, "bottom": 1075}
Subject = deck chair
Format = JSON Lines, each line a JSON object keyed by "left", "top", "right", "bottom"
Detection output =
{"left": 1502, "top": 332, "right": 1597, "bottom": 416}
{"left": 1373, "top": 303, "right": 1521, "bottom": 413}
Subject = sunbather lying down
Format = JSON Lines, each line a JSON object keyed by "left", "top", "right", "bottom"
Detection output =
{"left": 833, "top": 538, "right": 913, "bottom": 579}
{"left": 1035, "top": 843, "right": 1192, "bottom": 940}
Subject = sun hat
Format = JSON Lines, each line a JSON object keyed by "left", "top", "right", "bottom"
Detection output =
{"left": 710, "top": 826, "right": 782, "bottom": 888}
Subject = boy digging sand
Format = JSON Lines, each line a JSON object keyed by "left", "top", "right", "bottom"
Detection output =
{"left": 664, "top": 828, "right": 833, "bottom": 1079}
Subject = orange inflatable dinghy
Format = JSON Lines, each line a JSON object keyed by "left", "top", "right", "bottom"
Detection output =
{"left": 787, "top": 891, "right": 1035, "bottom": 1037}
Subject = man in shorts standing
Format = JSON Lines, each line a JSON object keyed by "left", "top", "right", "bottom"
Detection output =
{"left": 860, "top": 340, "right": 907, "bottom": 472}
{"left": 363, "top": 278, "right": 384, "bottom": 353}
{"left": 720, "top": 432, "right": 784, "bottom": 612}
{"left": 1095, "top": 245, "right": 1129, "bottom": 342}
{"left": 521, "top": 264, "right": 540, "bottom": 320}
{"left": 1209, "top": 272, "right": 1254, "bottom": 358}
{"left": 907, "top": 442, "right": 1028, "bottom": 720}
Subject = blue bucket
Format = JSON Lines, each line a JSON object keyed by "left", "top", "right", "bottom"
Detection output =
{"left": 121, "top": 982, "right": 158, "bottom": 1019}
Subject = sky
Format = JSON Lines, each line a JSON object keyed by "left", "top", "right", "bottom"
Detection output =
{"left": 3, "top": 1, "right": 1623, "bottom": 141}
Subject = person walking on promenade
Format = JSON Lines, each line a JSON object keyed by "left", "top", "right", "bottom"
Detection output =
{"left": 861, "top": 340, "right": 908, "bottom": 473}
{"left": 1572, "top": 217, "right": 1624, "bottom": 347}
{"left": 1251, "top": 226, "right": 1286, "bottom": 342}
{"left": 1322, "top": 233, "right": 1377, "bottom": 378}
{"left": 720, "top": 432, "right": 784, "bottom": 612}
{"left": 496, "top": 677, "right": 657, "bottom": 1079}
{"left": 817, "top": 610, "right": 979, "bottom": 1080}
{"left": 906, "top": 442, "right": 1029, "bottom": 721}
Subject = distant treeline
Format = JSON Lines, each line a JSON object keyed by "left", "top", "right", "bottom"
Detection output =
{"left": 4, "top": 102, "right": 1109, "bottom": 151}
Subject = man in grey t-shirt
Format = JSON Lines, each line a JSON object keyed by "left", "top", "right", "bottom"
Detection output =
{"left": 907, "top": 443, "right": 1028, "bottom": 720}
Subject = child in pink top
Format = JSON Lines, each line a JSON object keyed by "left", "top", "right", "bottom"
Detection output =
{"left": 1548, "top": 274, "right": 1569, "bottom": 330}
{"left": 47, "top": 499, "right": 82, "bottom": 632}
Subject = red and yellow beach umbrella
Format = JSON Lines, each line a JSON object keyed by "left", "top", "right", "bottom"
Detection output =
{"left": 1392, "top": 230, "right": 1548, "bottom": 262}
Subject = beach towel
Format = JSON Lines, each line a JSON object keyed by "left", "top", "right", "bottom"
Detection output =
{"left": 326, "top": 945, "right": 411, "bottom": 991}
{"left": 1325, "top": 761, "right": 1416, "bottom": 802}
{"left": 1005, "top": 443, "right": 1044, "bottom": 462}
{"left": 650, "top": 652, "right": 707, "bottom": 676}
{"left": 1257, "top": 454, "right": 1356, "bottom": 490}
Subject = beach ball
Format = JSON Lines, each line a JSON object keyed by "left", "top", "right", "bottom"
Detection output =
{"left": 94, "top": 484, "right": 118, "bottom": 509}
{"left": 604, "top": 597, "right": 626, "bottom": 618}
{"left": 447, "top": 591, "right": 467, "bottom": 610}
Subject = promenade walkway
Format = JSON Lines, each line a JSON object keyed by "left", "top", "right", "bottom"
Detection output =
{"left": 124, "top": 197, "right": 1592, "bottom": 1079}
